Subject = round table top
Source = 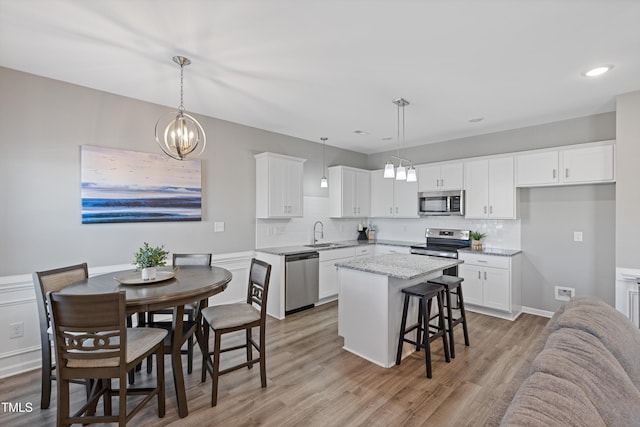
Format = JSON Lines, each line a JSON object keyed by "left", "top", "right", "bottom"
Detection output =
{"left": 60, "top": 265, "right": 232, "bottom": 312}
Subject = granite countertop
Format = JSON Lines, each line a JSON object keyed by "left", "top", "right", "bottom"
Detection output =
{"left": 335, "top": 254, "right": 462, "bottom": 280}
{"left": 458, "top": 248, "right": 522, "bottom": 257}
{"left": 255, "top": 239, "right": 421, "bottom": 256}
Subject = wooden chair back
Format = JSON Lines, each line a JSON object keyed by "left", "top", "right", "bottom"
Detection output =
{"left": 246, "top": 258, "right": 272, "bottom": 322}
{"left": 47, "top": 291, "right": 127, "bottom": 374}
{"left": 33, "top": 263, "right": 89, "bottom": 332}
{"left": 173, "top": 253, "right": 212, "bottom": 266}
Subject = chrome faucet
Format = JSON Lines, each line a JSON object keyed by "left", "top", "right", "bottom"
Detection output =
{"left": 313, "top": 221, "right": 324, "bottom": 244}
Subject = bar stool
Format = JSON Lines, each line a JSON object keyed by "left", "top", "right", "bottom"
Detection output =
{"left": 396, "top": 282, "right": 450, "bottom": 378}
{"left": 427, "top": 275, "right": 469, "bottom": 358}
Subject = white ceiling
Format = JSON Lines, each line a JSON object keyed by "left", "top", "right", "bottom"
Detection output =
{"left": 1, "top": 1, "right": 639, "bottom": 154}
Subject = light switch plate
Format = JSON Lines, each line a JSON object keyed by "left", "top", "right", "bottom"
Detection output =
{"left": 214, "top": 222, "right": 225, "bottom": 232}
{"left": 574, "top": 231, "right": 583, "bottom": 242}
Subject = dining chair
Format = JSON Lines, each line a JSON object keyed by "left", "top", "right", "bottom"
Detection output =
{"left": 144, "top": 253, "right": 212, "bottom": 375}
{"left": 200, "top": 258, "right": 271, "bottom": 406}
{"left": 33, "top": 263, "right": 89, "bottom": 409}
{"left": 47, "top": 290, "right": 167, "bottom": 426}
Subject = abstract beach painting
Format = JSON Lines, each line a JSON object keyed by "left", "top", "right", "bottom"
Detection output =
{"left": 81, "top": 145, "right": 202, "bottom": 224}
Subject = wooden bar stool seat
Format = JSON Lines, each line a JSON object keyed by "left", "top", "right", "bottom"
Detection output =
{"left": 395, "top": 282, "right": 450, "bottom": 378}
{"left": 427, "top": 275, "right": 470, "bottom": 358}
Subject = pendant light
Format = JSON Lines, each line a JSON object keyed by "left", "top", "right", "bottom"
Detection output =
{"left": 320, "top": 137, "right": 328, "bottom": 188}
{"left": 384, "top": 98, "right": 415, "bottom": 181}
{"left": 155, "top": 56, "right": 206, "bottom": 160}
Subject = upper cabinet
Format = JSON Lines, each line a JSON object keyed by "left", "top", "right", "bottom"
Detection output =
{"left": 370, "top": 170, "right": 419, "bottom": 218}
{"left": 516, "top": 141, "right": 615, "bottom": 187}
{"left": 329, "top": 166, "right": 370, "bottom": 218}
{"left": 417, "top": 162, "right": 464, "bottom": 192}
{"left": 465, "top": 156, "right": 516, "bottom": 219}
{"left": 255, "top": 152, "right": 305, "bottom": 219}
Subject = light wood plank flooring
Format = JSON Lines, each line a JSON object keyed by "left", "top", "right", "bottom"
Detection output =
{"left": 0, "top": 301, "right": 548, "bottom": 426}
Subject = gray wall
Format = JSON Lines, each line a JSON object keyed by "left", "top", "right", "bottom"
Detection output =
{"left": 0, "top": 66, "right": 622, "bottom": 314}
{"left": 367, "top": 112, "right": 615, "bottom": 169}
{"left": 615, "top": 90, "right": 640, "bottom": 269}
{"left": 520, "top": 185, "right": 616, "bottom": 310}
{"left": 0, "top": 67, "right": 367, "bottom": 275}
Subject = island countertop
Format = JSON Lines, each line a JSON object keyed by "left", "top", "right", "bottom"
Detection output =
{"left": 335, "top": 254, "right": 462, "bottom": 280}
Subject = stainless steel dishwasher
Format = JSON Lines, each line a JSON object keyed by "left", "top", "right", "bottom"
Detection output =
{"left": 285, "top": 251, "right": 319, "bottom": 315}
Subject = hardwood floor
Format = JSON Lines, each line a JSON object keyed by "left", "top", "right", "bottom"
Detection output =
{"left": 0, "top": 301, "right": 548, "bottom": 426}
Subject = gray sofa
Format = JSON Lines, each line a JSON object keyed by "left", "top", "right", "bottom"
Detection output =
{"left": 490, "top": 296, "right": 640, "bottom": 426}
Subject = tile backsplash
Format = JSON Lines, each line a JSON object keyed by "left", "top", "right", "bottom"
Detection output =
{"left": 256, "top": 196, "right": 521, "bottom": 250}
{"left": 256, "top": 196, "right": 364, "bottom": 248}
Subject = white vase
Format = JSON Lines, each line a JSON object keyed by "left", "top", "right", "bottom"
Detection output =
{"left": 141, "top": 267, "right": 157, "bottom": 281}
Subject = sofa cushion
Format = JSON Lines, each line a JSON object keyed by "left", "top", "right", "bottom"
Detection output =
{"left": 485, "top": 308, "right": 566, "bottom": 426}
{"left": 531, "top": 327, "right": 640, "bottom": 426}
{"left": 550, "top": 296, "right": 640, "bottom": 391}
{"left": 499, "top": 371, "right": 605, "bottom": 427}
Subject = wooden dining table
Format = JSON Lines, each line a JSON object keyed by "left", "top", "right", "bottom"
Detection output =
{"left": 59, "top": 265, "right": 232, "bottom": 418}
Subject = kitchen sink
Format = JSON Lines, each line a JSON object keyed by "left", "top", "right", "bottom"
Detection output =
{"left": 304, "top": 243, "right": 346, "bottom": 248}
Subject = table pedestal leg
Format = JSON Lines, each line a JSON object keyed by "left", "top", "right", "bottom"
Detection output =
{"left": 172, "top": 305, "right": 188, "bottom": 418}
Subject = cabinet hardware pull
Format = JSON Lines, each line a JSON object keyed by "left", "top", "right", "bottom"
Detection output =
{"left": 484, "top": 206, "right": 487, "bottom": 214}
{"left": 484, "top": 272, "right": 487, "bottom": 280}
{"left": 478, "top": 260, "right": 487, "bottom": 263}
{"left": 478, "top": 271, "right": 481, "bottom": 279}
{"left": 389, "top": 207, "right": 393, "bottom": 214}
{"left": 436, "top": 178, "right": 439, "bottom": 187}
{"left": 490, "top": 206, "right": 493, "bottom": 214}
{"left": 395, "top": 207, "right": 399, "bottom": 214}
{"left": 565, "top": 168, "right": 569, "bottom": 178}
{"left": 553, "top": 168, "right": 556, "bottom": 179}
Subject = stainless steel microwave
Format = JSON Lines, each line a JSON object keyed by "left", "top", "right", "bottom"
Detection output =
{"left": 418, "top": 190, "right": 464, "bottom": 216}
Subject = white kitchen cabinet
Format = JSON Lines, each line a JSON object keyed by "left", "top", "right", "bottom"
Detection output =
{"left": 354, "top": 245, "right": 374, "bottom": 257}
{"left": 516, "top": 151, "right": 559, "bottom": 186}
{"left": 562, "top": 143, "right": 615, "bottom": 184}
{"left": 329, "top": 166, "right": 370, "bottom": 218}
{"left": 255, "top": 152, "right": 305, "bottom": 218}
{"left": 374, "top": 245, "right": 411, "bottom": 255}
{"left": 458, "top": 252, "right": 521, "bottom": 318}
{"left": 516, "top": 141, "right": 615, "bottom": 187}
{"left": 370, "top": 170, "right": 418, "bottom": 218}
{"left": 319, "top": 247, "right": 367, "bottom": 300}
{"left": 417, "top": 162, "right": 464, "bottom": 192}
{"left": 464, "top": 156, "right": 516, "bottom": 219}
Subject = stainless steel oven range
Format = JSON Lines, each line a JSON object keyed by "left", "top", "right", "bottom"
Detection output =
{"left": 410, "top": 228, "right": 471, "bottom": 276}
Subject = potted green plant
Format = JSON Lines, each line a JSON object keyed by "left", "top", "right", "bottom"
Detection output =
{"left": 470, "top": 231, "right": 486, "bottom": 251}
{"left": 133, "top": 242, "right": 168, "bottom": 280}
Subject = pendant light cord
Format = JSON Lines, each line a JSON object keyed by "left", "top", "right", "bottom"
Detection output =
{"left": 179, "top": 64, "right": 185, "bottom": 112}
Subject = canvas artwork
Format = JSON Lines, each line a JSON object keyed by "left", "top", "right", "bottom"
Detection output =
{"left": 81, "top": 145, "right": 202, "bottom": 224}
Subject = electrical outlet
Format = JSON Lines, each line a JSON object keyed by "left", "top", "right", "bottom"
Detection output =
{"left": 9, "top": 322, "right": 24, "bottom": 339}
{"left": 214, "top": 221, "right": 225, "bottom": 232}
{"left": 555, "top": 286, "right": 575, "bottom": 301}
{"left": 574, "top": 231, "right": 583, "bottom": 242}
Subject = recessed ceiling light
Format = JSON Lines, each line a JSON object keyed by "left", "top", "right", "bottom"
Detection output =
{"left": 583, "top": 65, "right": 613, "bottom": 77}
{"left": 469, "top": 117, "right": 484, "bottom": 123}
{"left": 353, "top": 130, "right": 369, "bottom": 135}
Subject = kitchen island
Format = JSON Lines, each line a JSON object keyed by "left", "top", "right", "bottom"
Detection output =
{"left": 336, "top": 254, "right": 462, "bottom": 368}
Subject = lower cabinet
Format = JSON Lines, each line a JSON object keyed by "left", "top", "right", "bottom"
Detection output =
{"left": 319, "top": 248, "right": 357, "bottom": 300}
{"left": 319, "top": 246, "right": 374, "bottom": 300}
{"left": 374, "top": 245, "right": 411, "bottom": 255}
{"left": 458, "top": 252, "right": 521, "bottom": 318}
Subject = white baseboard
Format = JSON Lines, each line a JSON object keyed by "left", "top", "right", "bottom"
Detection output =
{"left": 521, "top": 306, "right": 554, "bottom": 318}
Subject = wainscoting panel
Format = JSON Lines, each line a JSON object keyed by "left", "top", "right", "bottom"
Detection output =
{"left": 615, "top": 268, "right": 640, "bottom": 327}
